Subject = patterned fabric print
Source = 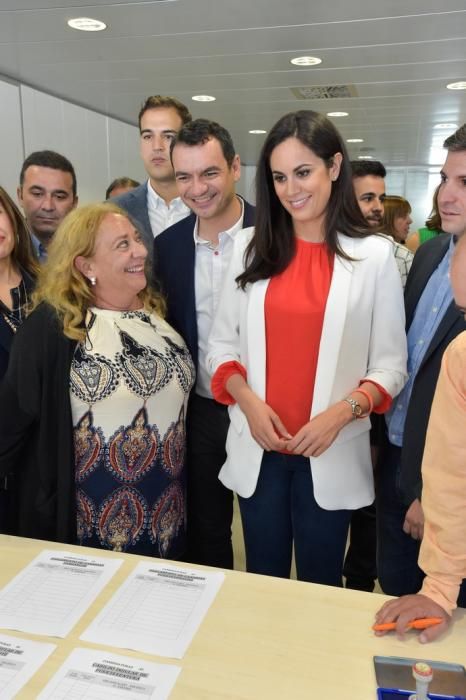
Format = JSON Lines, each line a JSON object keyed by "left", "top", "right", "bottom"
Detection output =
{"left": 70, "top": 310, "right": 190, "bottom": 557}
{"left": 117, "top": 330, "right": 172, "bottom": 399}
{"left": 161, "top": 406, "right": 186, "bottom": 479}
{"left": 98, "top": 486, "right": 147, "bottom": 552}
{"left": 121, "top": 310, "right": 151, "bottom": 322}
{"left": 150, "top": 481, "right": 185, "bottom": 557}
{"left": 74, "top": 411, "right": 105, "bottom": 483}
{"left": 106, "top": 406, "right": 158, "bottom": 483}
{"left": 70, "top": 344, "right": 119, "bottom": 404}
{"left": 76, "top": 490, "right": 96, "bottom": 542}
{"left": 162, "top": 335, "right": 196, "bottom": 394}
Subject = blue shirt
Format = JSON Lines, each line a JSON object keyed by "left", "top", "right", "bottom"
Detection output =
{"left": 30, "top": 233, "right": 47, "bottom": 263}
{"left": 386, "top": 236, "right": 455, "bottom": 446}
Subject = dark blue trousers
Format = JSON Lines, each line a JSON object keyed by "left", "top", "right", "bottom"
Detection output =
{"left": 238, "top": 451, "right": 352, "bottom": 586}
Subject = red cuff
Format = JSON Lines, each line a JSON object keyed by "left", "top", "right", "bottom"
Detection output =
{"left": 211, "top": 361, "right": 247, "bottom": 405}
{"left": 361, "top": 379, "right": 392, "bottom": 414}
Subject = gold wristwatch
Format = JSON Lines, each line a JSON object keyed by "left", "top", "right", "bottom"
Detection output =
{"left": 343, "top": 396, "right": 363, "bottom": 419}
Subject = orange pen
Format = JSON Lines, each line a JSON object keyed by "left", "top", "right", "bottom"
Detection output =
{"left": 373, "top": 617, "right": 444, "bottom": 632}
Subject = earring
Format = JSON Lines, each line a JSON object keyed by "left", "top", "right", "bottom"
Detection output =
{"left": 89, "top": 276, "right": 96, "bottom": 286}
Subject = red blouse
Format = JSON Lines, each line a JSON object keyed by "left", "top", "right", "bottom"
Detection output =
{"left": 264, "top": 238, "right": 333, "bottom": 435}
{"left": 211, "top": 238, "right": 391, "bottom": 429}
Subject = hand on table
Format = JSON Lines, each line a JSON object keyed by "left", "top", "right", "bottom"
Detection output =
{"left": 374, "top": 594, "right": 450, "bottom": 643}
{"left": 403, "top": 498, "right": 424, "bottom": 541}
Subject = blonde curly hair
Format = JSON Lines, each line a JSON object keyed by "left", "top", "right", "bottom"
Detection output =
{"left": 32, "top": 202, "right": 165, "bottom": 341}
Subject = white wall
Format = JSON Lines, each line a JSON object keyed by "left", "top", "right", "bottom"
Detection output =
{"left": 236, "top": 164, "right": 256, "bottom": 205}
{"left": 0, "top": 79, "right": 24, "bottom": 199}
{"left": 0, "top": 76, "right": 145, "bottom": 205}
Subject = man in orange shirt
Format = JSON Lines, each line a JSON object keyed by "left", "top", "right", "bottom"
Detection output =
{"left": 374, "top": 127, "right": 466, "bottom": 643}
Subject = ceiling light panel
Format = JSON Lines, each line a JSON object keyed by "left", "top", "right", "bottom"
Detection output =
{"left": 446, "top": 81, "right": 466, "bottom": 90}
{"left": 290, "top": 56, "right": 322, "bottom": 66}
{"left": 67, "top": 17, "right": 107, "bottom": 32}
{"left": 434, "top": 123, "right": 458, "bottom": 130}
{"left": 192, "top": 95, "right": 216, "bottom": 102}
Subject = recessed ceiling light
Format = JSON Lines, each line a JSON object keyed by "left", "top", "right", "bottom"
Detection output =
{"left": 434, "top": 122, "right": 458, "bottom": 130}
{"left": 347, "top": 138, "right": 364, "bottom": 143}
{"left": 290, "top": 56, "right": 322, "bottom": 66}
{"left": 327, "top": 111, "right": 349, "bottom": 117}
{"left": 192, "top": 95, "right": 216, "bottom": 102}
{"left": 446, "top": 81, "right": 466, "bottom": 90}
{"left": 249, "top": 129, "right": 267, "bottom": 134}
{"left": 67, "top": 17, "right": 107, "bottom": 31}
{"left": 358, "top": 155, "right": 374, "bottom": 160}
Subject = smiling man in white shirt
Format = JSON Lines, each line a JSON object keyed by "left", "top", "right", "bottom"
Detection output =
{"left": 154, "top": 119, "right": 255, "bottom": 569}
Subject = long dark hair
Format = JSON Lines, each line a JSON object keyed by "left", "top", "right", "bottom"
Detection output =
{"left": 237, "top": 110, "right": 370, "bottom": 289}
{"left": 425, "top": 185, "right": 442, "bottom": 232}
{"left": 0, "top": 185, "right": 39, "bottom": 279}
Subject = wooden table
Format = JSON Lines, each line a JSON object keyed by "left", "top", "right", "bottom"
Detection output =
{"left": 1, "top": 535, "right": 465, "bottom": 698}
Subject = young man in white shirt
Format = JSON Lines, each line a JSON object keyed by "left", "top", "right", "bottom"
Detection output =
{"left": 113, "top": 95, "right": 192, "bottom": 253}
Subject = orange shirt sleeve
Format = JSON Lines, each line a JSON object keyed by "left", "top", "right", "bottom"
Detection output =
{"left": 361, "top": 379, "right": 393, "bottom": 413}
{"left": 418, "top": 333, "right": 466, "bottom": 615}
{"left": 211, "top": 361, "right": 247, "bottom": 405}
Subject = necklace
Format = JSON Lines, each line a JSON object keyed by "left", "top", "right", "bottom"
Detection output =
{"left": 1, "top": 312, "right": 19, "bottom": 333}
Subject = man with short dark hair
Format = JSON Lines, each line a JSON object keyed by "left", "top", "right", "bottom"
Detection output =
{"left": 105, "top": 177, "right": 140, "bottom": 200}
{"left": 17, "top": 150, "right": 78, "bottom": 262}
{"left": 351, "top": 159, "right": 413, "bottom": 287}
{"left": 344, "top": 159, "right": 413, "bottom": 593}
{"left": 376, "top": 124, "right": 466, "bottom": 605}
{"left": 351, "top": 159, "right": 387, "bottom": 227}
{"left": 113, "top": 95, "right": 192, "bottom": 250}
{"left": 344, "top": 160, "right": 386, "bottom": 592}
{"left": 154, "top": 119, "right": 255, "bottom": 569}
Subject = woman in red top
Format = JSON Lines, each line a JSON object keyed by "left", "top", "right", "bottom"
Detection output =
{"left": 207, "top": 111, "right": 407, "bottom": 585}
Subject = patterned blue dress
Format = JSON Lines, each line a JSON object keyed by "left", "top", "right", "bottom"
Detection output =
{"left": 70, "top": 308, "right": 195, "bottom": 558}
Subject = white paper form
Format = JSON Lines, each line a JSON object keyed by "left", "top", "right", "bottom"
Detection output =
{"left": 0, "top": 633, "right": 55, "bottom": 699}
{"left": 81, "top": 563, "right": 224, "bottom": 658}
{"left": 0, "top": 550, "right": 122, "bottom": 638}
{"left": 37, "top": 648, "right": 180, "bottom": 700}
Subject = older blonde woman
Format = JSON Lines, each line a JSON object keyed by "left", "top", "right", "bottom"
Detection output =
{"left": 0, "top": 203, "right": 194, "bottom": 555}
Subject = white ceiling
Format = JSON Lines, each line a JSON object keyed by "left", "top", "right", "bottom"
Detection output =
{"left": 0, "top": 0, "right": 465, "bottom": 165}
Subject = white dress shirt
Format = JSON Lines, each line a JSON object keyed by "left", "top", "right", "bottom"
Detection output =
{"left": 146, "top": 180, "right": 190, "bottom": 238}
{"left": 194, "top": 198, "right": 245, "bottom": 398}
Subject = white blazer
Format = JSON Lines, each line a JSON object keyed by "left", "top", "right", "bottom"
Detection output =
{"left": 207, "top": 228, "right": 408, "bottom": 510}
